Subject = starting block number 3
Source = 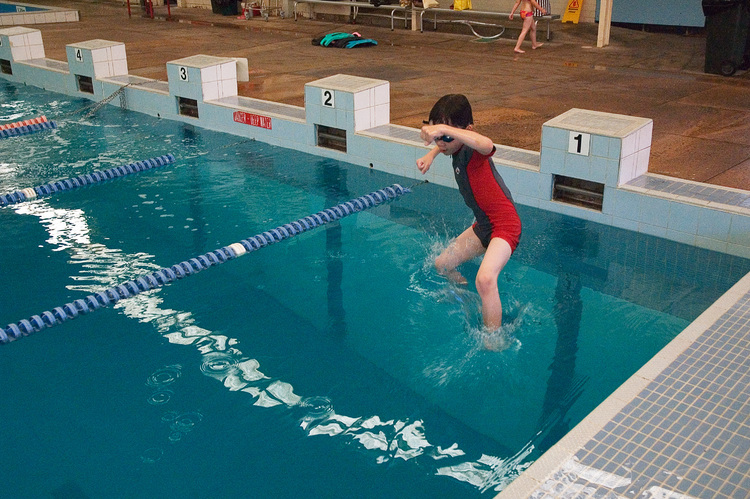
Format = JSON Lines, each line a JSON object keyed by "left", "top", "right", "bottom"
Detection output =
{"left": 568, "top": 131, "right": 590, "bottom": 156}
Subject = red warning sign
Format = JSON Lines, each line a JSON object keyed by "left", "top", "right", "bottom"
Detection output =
{"left": 233, "top": 111, "right": 272, "bottom": 130}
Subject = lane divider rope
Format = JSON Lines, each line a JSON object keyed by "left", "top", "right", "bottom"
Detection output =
{"left": 0, "top": 154, "right": 176, "bottom": 207}
{"left": 0, "top": 115, "right": 49, "bottom": 130}
{"left": 0, "top": 120, "right": 57, "bottom": 139}
{"left": 0, "top": 183, "right": 411, "bottom": 344}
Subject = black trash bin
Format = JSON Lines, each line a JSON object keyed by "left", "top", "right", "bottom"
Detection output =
{"left": 702, "top": 0, "right": 750, "bottom": 76}
{"left": 210, "top": 0, "right": 239, "bottom": 15}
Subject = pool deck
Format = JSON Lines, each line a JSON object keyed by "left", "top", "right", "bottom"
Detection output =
{"left": 11, "top": 1, "right": 750, "bottom": 497}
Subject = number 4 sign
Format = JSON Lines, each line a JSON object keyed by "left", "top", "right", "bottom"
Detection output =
{"left": 568, "top": 131, "right": 590, "bottom": 156}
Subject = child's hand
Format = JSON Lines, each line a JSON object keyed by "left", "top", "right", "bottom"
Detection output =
{"left": 416, "top": 155, "right": 432, "bottom": 174}
{"left": 508, "top": 13, "right": 514, "bottom": 19}
{"left": 420, "top": 124, "right": 443, "bottom": 146}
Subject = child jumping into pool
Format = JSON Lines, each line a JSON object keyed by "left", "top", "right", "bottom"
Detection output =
{"left": 509, "top": 0, "right": 547, "bottom": 53}
{"left": 416, "top": 94, "right": 522, "bottom": 331}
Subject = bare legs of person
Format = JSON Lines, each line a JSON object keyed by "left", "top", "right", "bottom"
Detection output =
{"left": 514, "top": 16, "right": 543, "bottom": 53}
{"left": 435, "top": 228, "right": 513, "bottom": 331}
{"left": 475, "top": 237, "right": 513, "bottom": 330}
{"left": 435, "top": 227, "right": 481, "bottom": 285}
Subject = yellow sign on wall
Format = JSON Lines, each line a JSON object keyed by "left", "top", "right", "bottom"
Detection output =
{"left": 562, "top": 0, "right": 583, "bottom": 23}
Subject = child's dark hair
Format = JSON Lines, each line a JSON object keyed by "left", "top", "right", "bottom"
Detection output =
{"left": 428, "top": 94, "right": 473, "bottom": 129}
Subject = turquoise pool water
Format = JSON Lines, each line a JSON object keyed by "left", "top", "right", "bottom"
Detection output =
{"left": 0, "top": 3, "right": 46, "bottom": 13}
{"left": 2, "top": 81, "right": 749, "bottom": 497}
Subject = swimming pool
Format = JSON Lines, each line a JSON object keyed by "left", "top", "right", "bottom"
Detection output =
{"left": 2, "top": 81, "right": 749, "bottom": 497}
{"left": 0, "top": 3, "right": 44, "bottom": 13}
{"left": 0, "top": 1, "right": 78, "bottom": 25}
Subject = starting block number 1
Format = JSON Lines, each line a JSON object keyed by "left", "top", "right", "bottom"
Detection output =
{"left": 568, "top": 131, "right": 590, "bottom": 156}
{"left": 322, "top": 89, "right": 334, "bottom": 108}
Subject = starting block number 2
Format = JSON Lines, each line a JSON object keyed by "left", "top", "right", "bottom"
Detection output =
{"left": 322, "top": 89, "right": 334, "bottom": 108}
{"left": 568, "top": 131, "right": 590, "bottom": 156}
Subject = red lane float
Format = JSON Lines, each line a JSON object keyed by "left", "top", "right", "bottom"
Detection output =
{"left": 0, "top": 115, "right": 49, "bottom": 131}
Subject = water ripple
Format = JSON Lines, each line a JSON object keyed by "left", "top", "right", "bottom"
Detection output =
{"left": 146, "top": 365, "right": 182, "bottom": 388}
{"left": 200, "top": 352, "right": 239, "bottom": 379}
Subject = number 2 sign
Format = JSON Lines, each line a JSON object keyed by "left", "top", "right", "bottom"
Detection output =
{"left": 568, "top": 131, "right": 590, "bottom": 156}
{"left": 321, "top": 89, "right": 334, "bottom": 108}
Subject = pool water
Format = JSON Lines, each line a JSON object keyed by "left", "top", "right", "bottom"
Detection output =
{"left": 2, "top": 81, "right": 749, "bottom": 498}
{"left": 0, "top": 3, "right": 46, "bottom": 13}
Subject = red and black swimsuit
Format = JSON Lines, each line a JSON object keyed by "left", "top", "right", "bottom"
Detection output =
{"left": 452, "top": 145, "right": 522, "bottom": 252}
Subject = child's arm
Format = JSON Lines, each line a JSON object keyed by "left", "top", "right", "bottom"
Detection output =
{"left": 509, "top": 0, "right": 521, "bottom": 18}
{"left": 417, "top": 146, "right": 441, "bottom": 174}
{"left": 421, "top": 124, "right": 495, "bottom": 156}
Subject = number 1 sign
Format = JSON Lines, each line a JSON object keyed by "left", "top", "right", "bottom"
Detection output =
{"left": 568, "top": 131, "right": 590, "bottom": 156}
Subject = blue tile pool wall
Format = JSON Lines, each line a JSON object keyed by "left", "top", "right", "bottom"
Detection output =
{"left": 1, "top": 30, "right": 749, "bottom": 260}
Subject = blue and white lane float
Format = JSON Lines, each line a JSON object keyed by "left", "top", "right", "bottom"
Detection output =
{"left": 0, "top": 154, "right": 176, "bottom": 207}
{"left": 0, "top": 120, "right": 57, "bottom": 139}
{"left": 0, "top": 183, "right": 411, "bottom": 344}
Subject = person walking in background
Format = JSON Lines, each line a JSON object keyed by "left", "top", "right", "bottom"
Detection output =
{"left": 509, "top": 0, "right": 547, "bottom": 53}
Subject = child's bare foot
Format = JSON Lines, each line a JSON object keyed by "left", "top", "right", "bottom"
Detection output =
{"left": 443, "top": 269, "right": 468, "bottom": 285}
{"left": 514, "top": 48, "right": 525, "bottom": 53}
{"left": 482, "top": 331, "right": 509, "bottom": 351}
{"left": 450, "top": 272, "right": 469, "bottom": 286}
{"left": 532, "top": 43, "right": 544, "bottom": 49}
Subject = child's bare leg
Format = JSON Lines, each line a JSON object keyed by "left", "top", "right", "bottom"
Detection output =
{"left": 514, "top": 17, "right": 534, "bottom": 53}
{"left": 531, "top": 19, "right": 543, "bottom": 48}
{"left": 435, "top": 227, "right": 485, "bottom": 286}
{"left": 475, "top": 238, "right": 513, "bottom": 330}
